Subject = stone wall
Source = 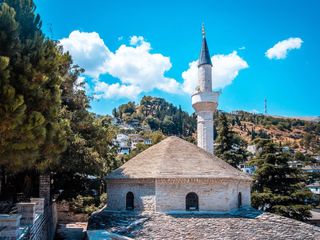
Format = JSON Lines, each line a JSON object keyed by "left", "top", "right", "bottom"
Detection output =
{"left": 0, "top": 200, "right": 57, "bottom": 240}
{"left": 26, "top": 202, "right": 57, "bottom": 240}
{"left": 155, "top": 178, "right": 251, "bottom": 212}
{"left": 39, "top": 175, "right": 51, "bottom": 206}
{"left": 106, "top": 179, "right": 155, "bottom": 212}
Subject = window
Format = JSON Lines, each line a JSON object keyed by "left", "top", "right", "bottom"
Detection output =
{"left": 126, "top": 192, "right": 134, "bottom": 210}
{"left": 238, "top": 192, "right": 242, "bottom": 208}
{"left": 186, "top": 192, "right": 199, "bottom": 211}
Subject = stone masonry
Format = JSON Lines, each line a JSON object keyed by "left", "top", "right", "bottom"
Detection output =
{"left": 155, "top": 179, "right": 251, "bottom": 212}
{"left": 107, "top": 179, "right": 156, "bottom": 212}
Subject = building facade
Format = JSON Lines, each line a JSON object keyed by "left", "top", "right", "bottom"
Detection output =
{"left": 106, "top": 137, "right": 251, "bottom": 213}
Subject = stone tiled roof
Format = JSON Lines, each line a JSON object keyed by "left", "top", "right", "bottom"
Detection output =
{"left": 106, "top": 136, "right": 251, "bottom": 181}
{"left": 88, "top": 211, "right": 320, "bottom": 240}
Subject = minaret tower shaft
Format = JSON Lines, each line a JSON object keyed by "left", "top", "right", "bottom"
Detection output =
{"left": 192, "top": 24, "right": 220, "bottom": 155}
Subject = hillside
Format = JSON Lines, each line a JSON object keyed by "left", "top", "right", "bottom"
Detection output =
{"left": 228, "top": 111, "right": 320, "bottom": 154}
{"left": 113, "top": 96, "right": 320, "bottom": 155}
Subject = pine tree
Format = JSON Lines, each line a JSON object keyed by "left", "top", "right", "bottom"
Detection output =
{"left": 250, "top": 139, "right": 313, "bottom": 221}
{"left": 0, "top": 2, "right": 46, "bottom": 172}
{"left": 0, "top": 0, "right": 68, "bottom": 172}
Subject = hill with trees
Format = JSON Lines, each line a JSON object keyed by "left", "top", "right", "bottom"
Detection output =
{"left": 113, "top": 97, "right": 320, "bottom": 157}
{"left": 112, "top": 96, "right": 197, "bottom": 139}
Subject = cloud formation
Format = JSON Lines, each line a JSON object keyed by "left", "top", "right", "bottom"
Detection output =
{"left": 60, "top": 31, "right": 111, "bottom": 78}
{"left": 60, "top": 31, "right": 248, "bottom": 99}
{"left": 60, "top": 31, "right": 181, "bottom": 99}
{"left": 182, "top": 51, "right": 249, "bottom": 94}
{"left": 265, "top": 37, "right": 303, "bottom": 60}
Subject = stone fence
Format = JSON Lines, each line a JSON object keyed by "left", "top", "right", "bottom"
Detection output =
{"left": 0, "top": 198, "right": 57, "bottom": 240}
{"left": 0, "top": 174, "right": 57, "bottom": 240}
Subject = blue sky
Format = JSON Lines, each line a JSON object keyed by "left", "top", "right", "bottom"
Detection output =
{"left": 35, "top": 0, "right": 320, "bottom": 117}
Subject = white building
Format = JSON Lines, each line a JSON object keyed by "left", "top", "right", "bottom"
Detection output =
{"left": 239, "top": 164, "right": 256, "bottom": 175}
{"left": 116, "top": 133, "right": 129, "bottom": 142}
{"left": 307, "top": 182, "right": 320, "bottom": 195}
{"left": 288, "top": 160, "right": 304, "bottom": 169}
{"left": 247, "top": 145, "right": 257, "bottom": 155}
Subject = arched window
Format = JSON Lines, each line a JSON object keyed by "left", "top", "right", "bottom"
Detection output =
{"left": 126, "top": 192, "right": 134, "bottom": 210}
{"left": 238, "top": 192, "right": 242, "bottom": 208}
{"left": 186, "top": 192, "right": 199, "bottom": 211}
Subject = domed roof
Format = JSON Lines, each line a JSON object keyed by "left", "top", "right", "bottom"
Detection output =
{"left": 106, "top": 136, "right": 251, "bottom": 181}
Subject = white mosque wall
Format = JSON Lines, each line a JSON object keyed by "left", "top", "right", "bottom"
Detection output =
{"left": 155, "top": 179, "right": 251, "bottom": 212}
{"left": 106, "top": 180, "right": 156, "bottom": 212}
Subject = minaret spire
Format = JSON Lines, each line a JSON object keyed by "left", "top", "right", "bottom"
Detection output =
{"left": 202, "top": 23, "right": 206, "bottom": 38}
{"left": 199, "top": 24, "right": 212, "bottom": 67}
{"left": 192, "top": 25, "right": 220, "bottom": 155}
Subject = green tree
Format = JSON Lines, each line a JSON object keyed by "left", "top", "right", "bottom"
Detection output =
{"left": 58, "top": 62, "right": 118, "bottom": 176}
{"left": 215, "top": 113, "right": 233, "bottom": 154}
{"left": 112, "top": 107, "right": 119, "bottom": 118}
{"left": 161, "top": 115, "right": 175, "bottom": 135}
{"left": 215, "top": 113, "right": 247, "bottom": 167}
{"left": 250, "top": 139, "right": 313, "bottom": 221}
{"left": 0, "top": 0, "right": 67, "bottom": 172}
{"left": 145, "top": 116, "right": 161, "bottom": 130}
{"left": 53, "top": 61, "right": 118, "bottom": 199}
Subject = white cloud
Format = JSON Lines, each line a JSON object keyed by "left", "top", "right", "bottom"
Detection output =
{"left": 61, "top": 31, "right": 248, "bottom": 100}
{"left": 129, "top": 36, "right": 145, "bottom": 45}
{"left": 74, "top": 76, "right": 90, "bottom": 92}
{"left": 60, "top": 31, "right": 111, "bottom": 78}
{"left": 94, "top": 82, "right": 141, "bottom": 100}
{"left": 105, "top": 37, "right": 180, "bottom": 93}
{"left": 60, "top": 32, "right": 181, "bottom": 99}
{"left": 265, "top": 37, "right": 303, "bottom": 60}
{"left": 182, "top": 51, "right": 249, "bottom": 94}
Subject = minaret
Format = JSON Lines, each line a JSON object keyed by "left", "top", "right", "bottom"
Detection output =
{"left": 192, "top": 24, "right": 220, "bottom": 155}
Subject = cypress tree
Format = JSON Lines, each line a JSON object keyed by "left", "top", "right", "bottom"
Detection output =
{"left": 215, "top": 113, "right": 247, "bottom": 167}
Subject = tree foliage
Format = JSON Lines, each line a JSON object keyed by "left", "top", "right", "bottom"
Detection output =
{"left": 0, "top": 0, "right": 119, "bottom": 201}
{"left": 0, "top": 0, "right": 68, "bottom": 172}
{"left": 215, "top": 112, "right": 248, "bottom": 167}
{"left": 250, "top": 139, "right": 313, "bottom": 221}
{"left": 113, "top": 96, "right": 196, "bottom": 137}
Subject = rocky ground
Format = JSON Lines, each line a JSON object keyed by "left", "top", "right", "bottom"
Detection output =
{"left": 88, "top": 210, "right": 320, "bottom": 240}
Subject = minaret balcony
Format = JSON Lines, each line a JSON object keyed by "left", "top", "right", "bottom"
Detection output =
{"left": 192, "top": 91, "right": 220, "bottom": 112}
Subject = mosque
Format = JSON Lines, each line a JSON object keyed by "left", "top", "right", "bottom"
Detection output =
{"left": 105, "top": 25, "right": 252, "bottom": 213}
{"left": 87, "top": 26, "right": 320, "bottom": 240}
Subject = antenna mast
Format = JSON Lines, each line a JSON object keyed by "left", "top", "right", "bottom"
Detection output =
{"left": 264, "top": 98, "right": 267, "bottom": 115}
